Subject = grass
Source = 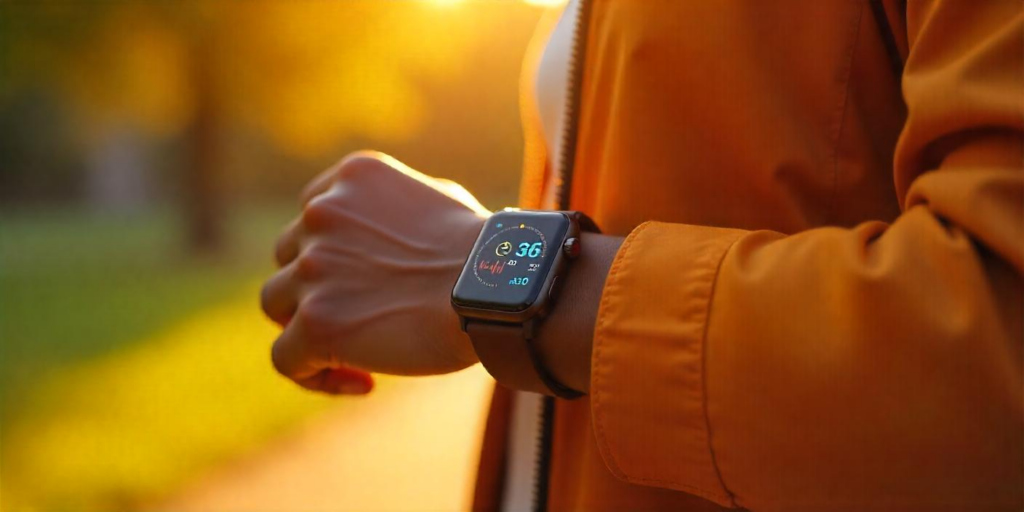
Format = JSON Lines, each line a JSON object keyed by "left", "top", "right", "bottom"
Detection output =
{"left": 1, "top": 207, "right": 276, "bottom": 396}
{"left": 0, "top": 204, "right": 336, "bottom": 511}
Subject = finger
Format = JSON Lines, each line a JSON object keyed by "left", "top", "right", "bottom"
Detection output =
{"left": 317, "top": 367, "right": 375, "bottom": 395}
{"left": 260, "top": 263, "right": 299, "bottom": 326}
{"left": 271, "top": 323, "right": 331, "bottom": 391}
{"left": 274, "top": 218, "right": 303, "bottom": 267}
{"left": 300, "top": 167, "right": 338, "bottom": 205}
{"left": 271, "top": 324, "right": 373, "bottom": 395}
{"left": 300, "top": 151, "right": 390, "bottom": 205}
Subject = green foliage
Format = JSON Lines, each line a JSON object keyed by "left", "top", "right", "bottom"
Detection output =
{"left": 0, "top": 205, "right": 334, "bottom": 511}
{"left": 0, "top": 206, "right": 284, "bottom": 401}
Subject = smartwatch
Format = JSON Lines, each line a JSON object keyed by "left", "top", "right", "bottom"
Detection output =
{"left": 451, "top": 209, "right": 599, "bottom": 399}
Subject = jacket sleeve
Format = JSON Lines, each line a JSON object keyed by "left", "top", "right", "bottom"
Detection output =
{"left": 589, "top": 2, "right": 1023, "bottom": 510}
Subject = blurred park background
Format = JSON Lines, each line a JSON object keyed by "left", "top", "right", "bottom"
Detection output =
{"left": 0, "top": 1, "right": 560, "bottom": 510}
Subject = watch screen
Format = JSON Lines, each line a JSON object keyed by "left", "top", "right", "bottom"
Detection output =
{"left": 452, "top": 211, "right": 569, "bottom": 312}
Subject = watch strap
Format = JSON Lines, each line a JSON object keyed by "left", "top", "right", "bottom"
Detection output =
{"left": 466, "top": 321, "right": 584, "bottom": 399}
{"left": 566, "top": 210, "right": 600, "bottom": 234}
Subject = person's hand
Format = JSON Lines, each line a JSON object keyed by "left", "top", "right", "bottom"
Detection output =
{"left": 261, "top": 151, "right": 489, "bottom": 395}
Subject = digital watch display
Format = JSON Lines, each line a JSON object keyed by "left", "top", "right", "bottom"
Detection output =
{"left": 452, "top": 211, "right": 569, "bottom": 314}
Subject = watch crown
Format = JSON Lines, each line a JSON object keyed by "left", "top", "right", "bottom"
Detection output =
{"left": 562, "top": 237, "right": 581, "bottom": 259}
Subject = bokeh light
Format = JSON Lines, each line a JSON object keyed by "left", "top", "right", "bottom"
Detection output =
{"left": 0, "top": 1, "right": 556, "bottom": 510}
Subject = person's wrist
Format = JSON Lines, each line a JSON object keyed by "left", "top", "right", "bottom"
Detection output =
{"left": 441, "top": 212, "right": 487, "bottom": 367}
{"left": 533, "top": 231, "right": 622, "bottom": 394}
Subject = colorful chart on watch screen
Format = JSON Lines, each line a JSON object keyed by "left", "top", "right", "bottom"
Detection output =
{"left": 452, "top": 211, "right": 569, "bottom": 312}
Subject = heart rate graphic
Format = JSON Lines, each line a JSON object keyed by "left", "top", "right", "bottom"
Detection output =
{"left": 478, "top": 259, "right": 506, "bottom": 275}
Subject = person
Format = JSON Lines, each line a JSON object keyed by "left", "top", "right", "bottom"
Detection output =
{"left": 260, "top": 0, "right": 1023, "bottom": 510}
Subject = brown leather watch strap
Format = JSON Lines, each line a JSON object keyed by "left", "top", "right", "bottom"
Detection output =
{"left": 466, "top": 321, "right": 583, "bottom": 399}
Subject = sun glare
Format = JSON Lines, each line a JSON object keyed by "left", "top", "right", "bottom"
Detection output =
{"left": 430, "top": 0, "right": 566, "bottom": 6}
{"left": 523, "top": 0, "right": 568, "bottom": 6}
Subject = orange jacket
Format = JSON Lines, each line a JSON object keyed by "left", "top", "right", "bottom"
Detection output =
{"left": 475, "top": 1, "right": 1023, "bottom": 510}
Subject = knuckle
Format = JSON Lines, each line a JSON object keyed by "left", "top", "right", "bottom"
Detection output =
{"left": 270, "top": 340, "right": 291, "bottom": 376}
{"left": 339, "top": 149, "right": 384, "bottom": 167}
{"left": 294, "top": 292, "right": 349, "bottom": 346}
{"left": 294, "top": 298, "right": 328, "bottom": 339}
{"left": 273, "top": 232, "right": 296, "bottom": 265}
{"left": 337, "top": 150, "right": 390, "bottom": 179}
{"left": 294, "top": 248, "right": 325, "bottom": 281}
{"left": 301, "top": 195, "right": 338, "bottom": 231}
{"left": 273, "top": 238, "right": 291, "bottom": 266}
{"left": 259, "top": 281, "right": 274, "bottom": 314}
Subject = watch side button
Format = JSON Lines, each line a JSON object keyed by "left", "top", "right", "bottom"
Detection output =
{"left": 548, "top": 275, "right": 560, "bottom": 301}
{"left": 562, "top": 237, "right": 581, "bottom": 259}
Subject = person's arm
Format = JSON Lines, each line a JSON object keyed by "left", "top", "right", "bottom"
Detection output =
{"left": 530, "top": 231, "right": 621, "bottom": 394}
{"left": 539, "top": 1, "right": 1022, "bottom": 510}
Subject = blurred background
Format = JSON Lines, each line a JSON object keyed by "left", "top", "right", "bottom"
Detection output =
{"left": 0, "top": 1, "right": 560, "bottom": 510}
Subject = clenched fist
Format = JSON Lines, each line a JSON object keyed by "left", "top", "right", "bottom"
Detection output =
{"left": 261, "top": 152, "right": 489, "bottom": 394}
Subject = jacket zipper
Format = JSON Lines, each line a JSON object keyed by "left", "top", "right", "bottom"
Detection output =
{"left": 554, "top": 0, "right": 593, "bottom": 212}
{"left": 531, "top": 1, "right": 592, "bottom": 512}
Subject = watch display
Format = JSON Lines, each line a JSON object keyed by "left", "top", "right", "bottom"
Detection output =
{"left": 452, "top": 211, "right": 570, "bottom": 313}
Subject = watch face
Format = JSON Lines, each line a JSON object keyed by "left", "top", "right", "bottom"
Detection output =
{"left": 452, "top": 211, "right": 569, "bottom": 313}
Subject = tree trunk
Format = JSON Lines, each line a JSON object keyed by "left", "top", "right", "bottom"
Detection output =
{"left": 183, "top": 37, "right": 223, "bottom": 254}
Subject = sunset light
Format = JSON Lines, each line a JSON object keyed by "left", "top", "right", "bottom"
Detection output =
{"left": 2, "top": 1, "right": 546, "bottom": 509}
{"left": 431, "top": 0, "right": 566, "bottom": 6}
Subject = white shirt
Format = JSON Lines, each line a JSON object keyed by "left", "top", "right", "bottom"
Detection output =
{"left": 500, "top": 2, "right": 579, "bottom": 511}
{"left": 535, "top": 0, "right": 581, "bottom": 210}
